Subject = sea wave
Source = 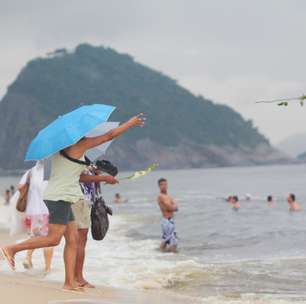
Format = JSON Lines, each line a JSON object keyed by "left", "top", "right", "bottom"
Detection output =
{"left": 43, "top": 213, "right": 207, "bottom": 293}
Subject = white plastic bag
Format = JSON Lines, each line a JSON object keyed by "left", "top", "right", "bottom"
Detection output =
{"left": 25, "top": 162, "right": 49, "bottom": 216}
{"left": 10, "top": 161, "right": 49, "bottom": 236}
{"left": 25, "top": 162, "right": 49, "bottom": 237}
{"left": 9, "top": 191, "right": 26, "bottom": 236}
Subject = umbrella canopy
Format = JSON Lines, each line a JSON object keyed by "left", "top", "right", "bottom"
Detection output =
{"left": 25, "top": 104, "right": 116, "bottom": 161}
{"left": 86, "top": 122, "right": 120, "bottom": 161}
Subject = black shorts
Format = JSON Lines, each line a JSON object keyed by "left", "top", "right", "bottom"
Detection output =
{"left": 44, "top": 200, "right": 75, "bottom": 225}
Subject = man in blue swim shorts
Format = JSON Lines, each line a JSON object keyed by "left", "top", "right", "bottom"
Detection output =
{"left": 157, "top": 178, "right": 178, "bottom": 252}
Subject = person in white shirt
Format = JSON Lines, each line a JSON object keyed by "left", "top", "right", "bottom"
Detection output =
{"left": 18, "top": 162, "right": 54, "bottom": 273}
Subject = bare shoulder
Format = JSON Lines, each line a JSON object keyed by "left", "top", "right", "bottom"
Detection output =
{"left": 64, "top": 139, "right": 87, "bottom": 158}
{"left": 157, "top": 194, "right": 164, "bottom": 202}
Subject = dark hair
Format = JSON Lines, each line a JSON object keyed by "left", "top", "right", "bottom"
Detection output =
{"left": 158, "top": 178, "right": 167, "bottom": 185}
{"left": 233, "top": 195, "right": 239, "bottom": 202}
{"left": 289, "top": 193, "right": 296, "bottom": 202}
{"left": 267, "top": 195, "right": 273, "bottom": 202}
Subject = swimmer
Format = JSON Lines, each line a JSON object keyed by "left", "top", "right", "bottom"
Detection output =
{"left": 10, "top": 185, "right": 15, "bottom": 196}
{"left": 245, "top": 193, "right": 252, "bottom": 201}
{"left": 114, "top": 193, "right": 121, "bottom": 204}
{"left": 4, "top": 189, "right": 11, "bottom": 205}
{"left": 267, "top": 195, "right": 275, "bottom": 207}
{"left": 231, "top": 195, "right": 240, "bottom": 211}
{"left": 226, "top": 195, "right": 233, "bottom": 203}
{"left": 287, "top": 193, "right": 301, "bottom": 211}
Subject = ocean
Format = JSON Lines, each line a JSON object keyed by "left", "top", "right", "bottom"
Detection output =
{"left": 1, "top": 164, "right": 306, "bottom": 303}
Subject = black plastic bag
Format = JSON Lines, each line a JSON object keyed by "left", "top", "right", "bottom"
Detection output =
{"left": 91, "top": 196, "right": 113, "bottom": 241}
{"left": 95, "top": 160, "right": 118, "bottom": 177}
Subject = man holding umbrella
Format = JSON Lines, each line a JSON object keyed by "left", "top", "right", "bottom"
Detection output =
{"left": 1, "top": 104, "right": 145, "bottom": 291}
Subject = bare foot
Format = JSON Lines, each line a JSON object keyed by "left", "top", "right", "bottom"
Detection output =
{"left": 62, "top": 284, "right": 84, "bottom": 292}
{"left": 44, "top": 268, "right": 51, "bottom": 275}
{"left": 1, "top": 247, "right": 15, "bottom": 270}
{"left": 78, "top": 280, "right": 95, "bottom": 288}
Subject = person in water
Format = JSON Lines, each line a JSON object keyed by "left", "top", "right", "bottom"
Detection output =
{"left": 231, "top": 196, "right": 240, "bottom": 211}
{"left": 287, "top": 193, "right": 301, "bottom": 211}
{"left": 73, "top": 167, "right": 119, "bottom": 288}
{"left": 226, "top": 195, "right": 233, "bottom": 203}
{"left": 157, "top": 178, "right": 178, "bottom": 253}
{"left": 10, "top": 185, "right": 15, "bottom": 196}
{"left": 267, "top": 195, "right": 275, "bottom": 207}
{"left": 4, "top": 189, "right": 11, "bottom": 205}
{"left": 114, "top": 193, "right": 121, "bottom": 204}
{"left": 1, "top": 113, "right": 145, "bottom": 291}
{"left": 245, "top": 193, "right": 252, "bottom": 201}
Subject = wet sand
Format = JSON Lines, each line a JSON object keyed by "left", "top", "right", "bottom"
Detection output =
{"left": 0, "top": 271, "right": 198, "bottom": 304}
{"left": 0, "top": 228, "right": 199, "bottom": 304}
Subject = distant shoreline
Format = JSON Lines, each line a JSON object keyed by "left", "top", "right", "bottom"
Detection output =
{"left": 0, "top": 160, "right": 303, "bottom": 177}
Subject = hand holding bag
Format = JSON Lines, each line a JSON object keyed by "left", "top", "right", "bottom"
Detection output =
{"left": 16, "top": 171, "right": 31, "bottom": 212}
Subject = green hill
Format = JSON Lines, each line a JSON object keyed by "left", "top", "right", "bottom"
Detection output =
{"left": 0, "top": 44, "right": 286, "bottom": 170}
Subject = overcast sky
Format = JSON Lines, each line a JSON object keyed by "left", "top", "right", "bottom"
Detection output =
{"left": 1, "top": 0, "right": 306, "bottom": 143}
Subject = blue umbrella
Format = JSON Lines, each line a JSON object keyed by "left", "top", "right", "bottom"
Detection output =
{"left": 25, "top": 104, "right": 116, "bottom": 161}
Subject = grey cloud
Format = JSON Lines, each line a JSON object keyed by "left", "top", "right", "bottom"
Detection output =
{"left": 1, "top": 0, "right": 306, "bottom": 142}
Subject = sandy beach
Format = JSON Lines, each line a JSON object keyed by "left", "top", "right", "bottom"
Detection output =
{"left": 0, "top": 272, "right": 195, "bottom": 304}
{"left": 0, "top": 271, "right": 200, "bottom": 304}
{"left": 0, "top": 227, "right": 199, "bottom": 304}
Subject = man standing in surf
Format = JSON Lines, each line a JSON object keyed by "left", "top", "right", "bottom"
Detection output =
{"left": 157, "top": 178, "right": 178, "bottom": 253}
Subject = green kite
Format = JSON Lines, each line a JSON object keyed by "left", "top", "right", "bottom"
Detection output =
{"left": 120, "top": 163, "right": 159, "bottom": 180}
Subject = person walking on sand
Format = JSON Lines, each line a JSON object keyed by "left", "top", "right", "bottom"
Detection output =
{"left": 18, "top": 162, "right": 54, "bottom": 274}
{"left": 157, "top": 178, "right": 178, "bottom": 253}
{"left": 1, "top": 114, "right": 145, "bottom": 291}
{"left": 287, "top": 193, "right": 301, "bottom": 211}
{"left": 73, "top": 166, "right": 119, "bottom": 288}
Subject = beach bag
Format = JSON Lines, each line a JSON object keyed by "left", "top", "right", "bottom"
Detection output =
{"left": 25, "top": 162, "right": 49, "bottom": 216}
{"left": 16, "top": 172, "right": 31, "bottom": 212}
{"left": 59, "top": 150, "right": 114, "bottom": 240}
{"left": 10, "top": 191, "right": 27, "bottom": 236}
{"left": 91, "top": 195, "right": 113, "bottom": 241}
